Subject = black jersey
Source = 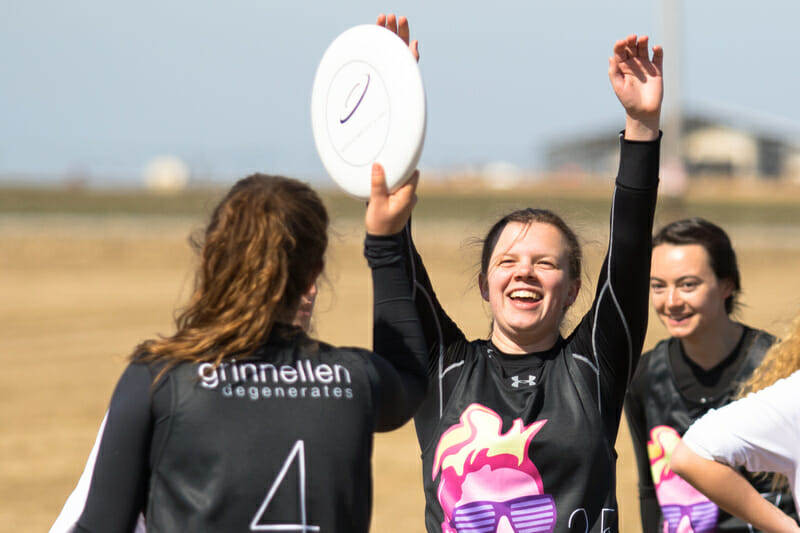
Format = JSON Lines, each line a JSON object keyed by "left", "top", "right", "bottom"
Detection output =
{"left": 625, "top": 327, "right": 797, "bottom": 533}
{"left": 367, "top": 135, "right": 660, "bottom": 533}
{"left": 73, "top": 244, "right": 427, "bottom": 533}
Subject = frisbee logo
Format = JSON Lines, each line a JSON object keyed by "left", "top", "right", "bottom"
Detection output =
{"left": 324, "top": 62, "right": 390, "bottom": 167}
{"left": 339, "top": 74, "right": 370, "bottom": 124}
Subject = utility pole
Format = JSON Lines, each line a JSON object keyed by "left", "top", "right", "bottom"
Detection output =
{"left": 660, "top": 0, "right": 688, "bottom": 199}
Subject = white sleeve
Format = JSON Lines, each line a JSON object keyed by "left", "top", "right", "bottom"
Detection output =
{"left": 682, "top": 370, "right": 800, "bottom": 481}
{"left": 49, "top": 413, "right": 148, "bottom": 533}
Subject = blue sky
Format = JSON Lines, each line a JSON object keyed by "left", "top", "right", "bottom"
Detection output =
{"left": 3, "top": 0, "right": 800, "bottom": 187}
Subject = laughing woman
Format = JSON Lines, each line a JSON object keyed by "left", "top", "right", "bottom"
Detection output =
{"left": 368, "top": 14, "right": 663, "bottom": 533}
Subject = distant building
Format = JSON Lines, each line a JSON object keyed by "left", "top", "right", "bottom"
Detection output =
{"left": 545, "top": 112, "right": 800, "bottom": 181}
{"left": 143, "top": 155, "right": 190, "bottom": 193}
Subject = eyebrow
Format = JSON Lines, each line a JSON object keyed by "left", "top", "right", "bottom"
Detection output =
{"left": 649, "top": 275, "right": 702, "bottom": 283}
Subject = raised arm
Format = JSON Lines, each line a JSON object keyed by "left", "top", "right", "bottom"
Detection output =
{"left": 365, "top": 163, "right": 429, "bottom": 431}
{"left": 573, "top": 35, "right": 662, "bottom": 430}
{"left": 368, "top": 13, "right": 466, "bottom": 359}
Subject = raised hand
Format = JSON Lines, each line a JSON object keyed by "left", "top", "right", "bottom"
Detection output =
{"left": 377, "top": 13, "right": 419, "bottom": 62}
{"left": 608, "top": 34, "right": 663, "bottom": 140}
{"left": 365, "top": 163, "right": 419, "bottom": 236}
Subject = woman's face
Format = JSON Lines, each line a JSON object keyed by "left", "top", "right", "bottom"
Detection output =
{"left": 650, "top": 244, "right": 733, "bottom": 340}
{"left": 479, "top": 222, "right": 580, "bottom": 353}
{"left": 292, "top": 282, "right": 318, "bottom": 331}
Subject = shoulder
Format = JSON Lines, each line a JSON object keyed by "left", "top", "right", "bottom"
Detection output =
{"left": 119, "top": 358, "right": 163, "bottom": 386}
{"left": 311, "top": 339, "right": 379, "bottom": 367}
{"left": 629, "top": 338, "right": 672, "bottom": 391}
{"left": 745, "top": 325, "right": 778, "bottom": 351}
{"left": 738, "top": 325, "right": 778, "bottom": 369}
{"left": 638, "top": 338, "right": 672, "bottom": 369}
{"left": 449, "top": 337, "right": 486, "bottom": 364}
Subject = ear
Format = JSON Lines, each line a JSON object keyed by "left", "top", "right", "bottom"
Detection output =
{"left": 565, "top": 278, "right": 581, "bottom": 309}
{"left": 305, "top": 269, "right": 322, "bottom": 297}
{"left": 479, "top": 272, "right": 490, "bottom": 302}
{"left": 719, "top": 277, "right": 735, "bottom": 300}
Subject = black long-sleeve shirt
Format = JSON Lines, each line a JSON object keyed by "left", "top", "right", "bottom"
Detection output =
{"left": 366, "top": 134, "right": 660, "bottom": 533}
{"left": 73, "top": 252, "right": 427, "bottom": 533}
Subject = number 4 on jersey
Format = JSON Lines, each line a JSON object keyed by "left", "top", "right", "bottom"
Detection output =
{"left": 249, "top": 440, "right": 321, "bottom": 532}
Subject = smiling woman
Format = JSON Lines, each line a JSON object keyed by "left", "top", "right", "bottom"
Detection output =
{"left": 625, "top": 217, "right": 798, "bottom": 532}
{"left": 477, "top": 211, "right": 582, "bottom": 354}
{"left": 365, "top": 14, "right": 664, "bottom": 533}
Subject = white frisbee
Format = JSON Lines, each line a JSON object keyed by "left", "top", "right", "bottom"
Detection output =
{"left": 311, "top": 24, "right": 426, "bottom": 199}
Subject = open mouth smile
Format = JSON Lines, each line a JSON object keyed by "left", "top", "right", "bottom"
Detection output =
{"left": 509, "top": 289, "right": 542, "bottom": 302}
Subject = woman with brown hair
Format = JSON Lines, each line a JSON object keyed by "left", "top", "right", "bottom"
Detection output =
{"left": 369, "top": 13, "right": 663, "bottom": 533}
{"left": 625, "top": 217, "right": 796, "bottom": 532}
{"left": 65, "top": 172, "right": 427, "bottom": 532}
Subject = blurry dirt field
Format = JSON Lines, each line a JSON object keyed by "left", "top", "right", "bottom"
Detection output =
{"left": 3, "top": 185, "right": 800, "bottom": 532}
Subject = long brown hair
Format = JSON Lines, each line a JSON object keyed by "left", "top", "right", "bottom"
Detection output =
{"left": 135, "top": 174, "right": 328, "bottom": 375}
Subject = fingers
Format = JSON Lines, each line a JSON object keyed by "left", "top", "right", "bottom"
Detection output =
{"left": 377, "top": 13, "right": 418, "bottom": 61}
{"left": 395, "top": 170, "right": 419, "bottom": 205}
{"left": 397, "top": 15, "right": 410, "bottom": 45}
{"left": 652, "top": 44, "right": 664, "bottom": 69}
{"left": 376, "top": 13, "right": 397, "bottom": 33}
{"left": 608, "top": 56, "right": 622, "bottom": 85}
{"left": 406, "top": 169, "right": 420, "bottom": 189}
{"left": 370, "top": 162, "right": 389, "bottom": 198}
{"left": 410, "top": 40, "right": 420, "bottom": 62}
{"left": 612, "top": 35, "right": 633, "bottom": 64}
{"left": 365, "top": 165, "right": 418, "bottom": 235}
{"left": 636, "top": 35, "right": 650, "bottom": 59}
{"left": 386, "top": 13, "right": 398, "bottom": 35}
{"left": 613, "top": 34, "right": 663, "bottom": 66}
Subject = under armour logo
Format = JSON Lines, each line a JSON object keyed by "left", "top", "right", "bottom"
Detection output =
{"left": 511, "top": 374, "right": 537, "bottom": 388}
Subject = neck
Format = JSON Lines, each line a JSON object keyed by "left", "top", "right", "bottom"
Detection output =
{"left": 491, "top": 328, "right": 559, "bottom": 355}
{"left": 679, "top": 319, "right": 743, "bottom": 370}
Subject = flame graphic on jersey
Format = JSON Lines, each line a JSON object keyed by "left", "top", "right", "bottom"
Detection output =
{"left": 433, "top": 403, "right": 554, "bottom": 533}
{"left": 648, "top": 425, "right": 718, "bottom": 533}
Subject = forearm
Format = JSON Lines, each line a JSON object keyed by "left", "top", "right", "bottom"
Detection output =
{"left": 609, "top": 136, "right": 660, "bottom": 334}
{"left": 368, "top": 233, "right": 427, "bottom": 377}
{"left": 671, "top": 441, "right": 800, "bottom": 533}
{"left": 591, "top": 138, "right": 659, "bottom": 393}
{"left": 366, "top": 232, "right": 428, "bottom": 429}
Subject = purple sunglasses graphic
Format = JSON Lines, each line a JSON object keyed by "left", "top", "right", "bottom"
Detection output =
{"left": 450, "top": 494, "right": 556, "bottom": 533}
{"left": 661, "top": 501, "right": 719, "bottom": 533}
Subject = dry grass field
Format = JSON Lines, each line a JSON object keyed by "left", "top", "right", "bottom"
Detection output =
{"left": 3, "top": 182, "right": 800, "bottom": 532}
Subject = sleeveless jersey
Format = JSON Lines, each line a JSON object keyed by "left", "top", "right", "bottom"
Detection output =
{"left": 626, "top": 327, "right": 797, "bottom": 532}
